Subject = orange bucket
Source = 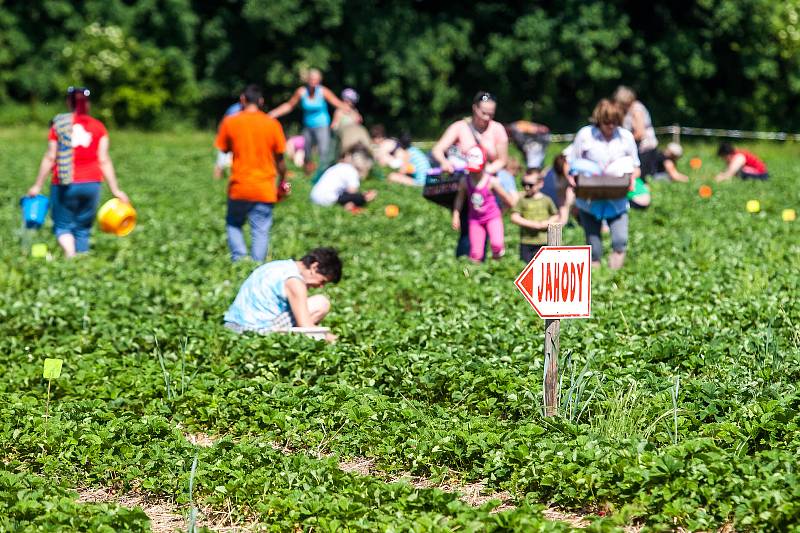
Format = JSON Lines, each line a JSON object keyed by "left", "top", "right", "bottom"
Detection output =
{"left": 97, "top": 198, "right": 136, "bottom": 236}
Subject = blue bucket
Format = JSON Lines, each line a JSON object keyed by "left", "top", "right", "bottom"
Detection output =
{"left": 20, "top": 195, "right": 49, "bottom": 229}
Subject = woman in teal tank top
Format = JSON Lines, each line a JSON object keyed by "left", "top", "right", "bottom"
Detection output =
{"left": 269, "top": 69, "right": 349, "bottom": 175}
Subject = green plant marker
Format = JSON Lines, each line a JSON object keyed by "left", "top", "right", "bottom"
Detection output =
{"left": 42, "top": 358, "right": 63, "bottom": 437}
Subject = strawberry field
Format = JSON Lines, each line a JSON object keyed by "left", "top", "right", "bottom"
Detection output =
{"left": 2, "top": 126, "right": 800, "bottom": 532}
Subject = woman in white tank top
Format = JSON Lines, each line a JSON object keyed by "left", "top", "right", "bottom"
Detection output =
{"left": 614, "top": 86, "right": 658, "bottom": 153}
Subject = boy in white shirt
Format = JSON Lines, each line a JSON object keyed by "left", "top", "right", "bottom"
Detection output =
{"left": 310, "top": 146, "right": 377, "bottom": 211}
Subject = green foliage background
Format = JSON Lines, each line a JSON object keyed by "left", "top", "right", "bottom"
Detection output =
{"left": 1, "top": 0, "right": 800, "bottom": 132}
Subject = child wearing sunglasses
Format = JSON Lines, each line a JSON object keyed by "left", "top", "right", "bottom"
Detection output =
{"left": 510, "top": 171, "right": 559, "bottom": 263}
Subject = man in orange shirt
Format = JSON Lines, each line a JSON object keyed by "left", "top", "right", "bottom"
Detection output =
{"left": 215, "top": 85, "right": 287, "bottom": 261}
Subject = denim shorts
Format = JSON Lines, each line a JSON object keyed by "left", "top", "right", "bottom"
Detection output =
{"left": 50, "top": 182, "right": 102, "bottom": 252}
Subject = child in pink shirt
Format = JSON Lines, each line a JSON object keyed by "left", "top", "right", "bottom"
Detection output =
{"left": 452, "top": 146, "right": 514, "bottom": 262}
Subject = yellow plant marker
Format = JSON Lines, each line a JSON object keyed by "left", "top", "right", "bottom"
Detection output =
{"left": 43, "top": 358, "right": 63, "bottom": 437}
{"left": 31, "top": 243, "right": 48, "bottom": 258}
{"left": 43, "top": 358, "right": 63, "bottom": 379}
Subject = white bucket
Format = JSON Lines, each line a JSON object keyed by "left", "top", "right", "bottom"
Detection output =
{"left": 288, "top": 327, "right": 330, "bottom": 340}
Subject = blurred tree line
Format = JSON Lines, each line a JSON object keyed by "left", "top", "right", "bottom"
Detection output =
{"left": 1, "top": 0, "right": 798, "bottom": 134}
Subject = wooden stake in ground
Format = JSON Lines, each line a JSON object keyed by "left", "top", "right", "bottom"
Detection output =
{"left": 513, "top": 224, "right": 591, "bottom": 417}
{"left": 543, "top": 224, "right": 561, "bottom": 417}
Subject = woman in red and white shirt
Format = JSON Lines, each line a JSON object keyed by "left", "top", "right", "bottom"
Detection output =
{"left": 27, "top": 87, "right": 128, "bottom": 257}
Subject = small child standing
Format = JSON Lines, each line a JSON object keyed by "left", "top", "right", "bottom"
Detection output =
{"left": 452, "top": 146, "right": 514, "bottom": 262}
{"left": 510, "top": 171, "right": 559, "bottom": 263}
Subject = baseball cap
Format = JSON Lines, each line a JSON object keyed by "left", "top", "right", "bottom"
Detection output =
{"left": 341, "top": 88, "right": 359, "bottom": 104}
{"left": 465, "top": 145, "right": 486, "bottom": 173}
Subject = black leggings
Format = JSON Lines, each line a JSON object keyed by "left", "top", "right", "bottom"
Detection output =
{"left": 337, "top": 191, "right": 367, "bottom": 207}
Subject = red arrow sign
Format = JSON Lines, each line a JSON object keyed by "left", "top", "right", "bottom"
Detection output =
{"left": 514, "top": 246, "right": 592, "bottom": 319}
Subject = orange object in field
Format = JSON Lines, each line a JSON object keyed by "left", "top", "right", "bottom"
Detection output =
{"left": 698, "top": 185, "right": 713, "bottom": 199}
{"left": 690, "top": 157, "right": 702, "bottom": 170}
{"left": 385, "top": 204, "right": 400, "bottom": 218}
{"left": 97, "top": 198, "right": 137, "bottom": 236}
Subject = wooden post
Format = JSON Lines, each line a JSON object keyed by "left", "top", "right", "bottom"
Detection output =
{"left": 544, "top": 224, "right": 561, "bottom": 417}
{"left": 672, "top": 124, "right": 680, "bottom": 144}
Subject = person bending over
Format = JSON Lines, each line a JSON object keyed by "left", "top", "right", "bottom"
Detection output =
{"left": 310, "top": 145, "right": 377, "bottom": 210}
{"left": 506, "top": 120, "right": 551, "bottom": 172}
{"left": 640, "top": 142, "right": 688, "bottom": 182}
{"left": 224, "top": 247, "right": 342, "bottom": 342}
{"left": 386, "top": 133, "right": 432, "bottom": 187}
{"left": 715, "top": 142, "right": 768, "bottom": 182}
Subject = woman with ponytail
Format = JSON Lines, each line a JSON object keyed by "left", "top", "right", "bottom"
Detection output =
{"left": 27, "top": 87, "right": 129, "bottom": 257}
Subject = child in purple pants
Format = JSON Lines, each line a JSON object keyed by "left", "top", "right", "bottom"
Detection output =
{"left": 452, "top": 146, "right": 515, "bottom": 262}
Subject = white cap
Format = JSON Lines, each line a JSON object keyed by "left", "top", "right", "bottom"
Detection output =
{"left": 666, "top": 142, "right": 683, "bottom": 159}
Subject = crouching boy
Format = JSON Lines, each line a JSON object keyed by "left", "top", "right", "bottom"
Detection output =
{"left": 224, "top": 247, "right": 342, "bottom": 342}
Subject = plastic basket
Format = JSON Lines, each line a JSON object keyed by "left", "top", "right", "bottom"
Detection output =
{"left": 97, "top": 198, "right": 137, "bottom": 236}
{"left": 20, "top": 195, "right": 49, "bottom": 229}
{"left": 422, "top": 168, "right": 465, "bottom": 208}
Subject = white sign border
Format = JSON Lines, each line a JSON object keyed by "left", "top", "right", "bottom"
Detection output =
{"left": 514, "top": 245, "right": 592, "bottom": 319}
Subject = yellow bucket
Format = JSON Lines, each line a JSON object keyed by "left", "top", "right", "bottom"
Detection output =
{"left": 97, "top": 198, "right": 137, "bottom": 236}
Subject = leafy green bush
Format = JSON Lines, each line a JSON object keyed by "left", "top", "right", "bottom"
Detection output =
{"left": 59, "top": 24, "right": 198, "bottom": 128}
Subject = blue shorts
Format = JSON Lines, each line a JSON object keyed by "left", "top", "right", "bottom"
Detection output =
{"left": 50, "top": 182, "right": 102, "bottom": 252}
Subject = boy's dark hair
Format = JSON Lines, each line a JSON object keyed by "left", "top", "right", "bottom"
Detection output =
{"left": 370, "top": 124, "right": 386, "bottom": 139}
{"left": 398, "top": 131, "right": 413, "bottom": 150}
{"left": 243, "top": 84, "right": 263, "bottom": 105}
{"left": 717, "top": 142, "right": 735, "bottom": 157}
{"left": 301, "top": 247, "right": 342, "bottom": 283}
{"left": 343, "top": 143, "right": 373, "bottom": 161}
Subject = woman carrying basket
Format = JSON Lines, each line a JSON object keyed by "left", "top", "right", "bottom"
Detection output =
{"left": 431, "top": 91, "right": 515, "bottom": 258}
{"left": 568, "top": 99, "right": 640, "bottom": 270}
{"left": 26, "top": 86, "right": 129, "bottom": 258}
